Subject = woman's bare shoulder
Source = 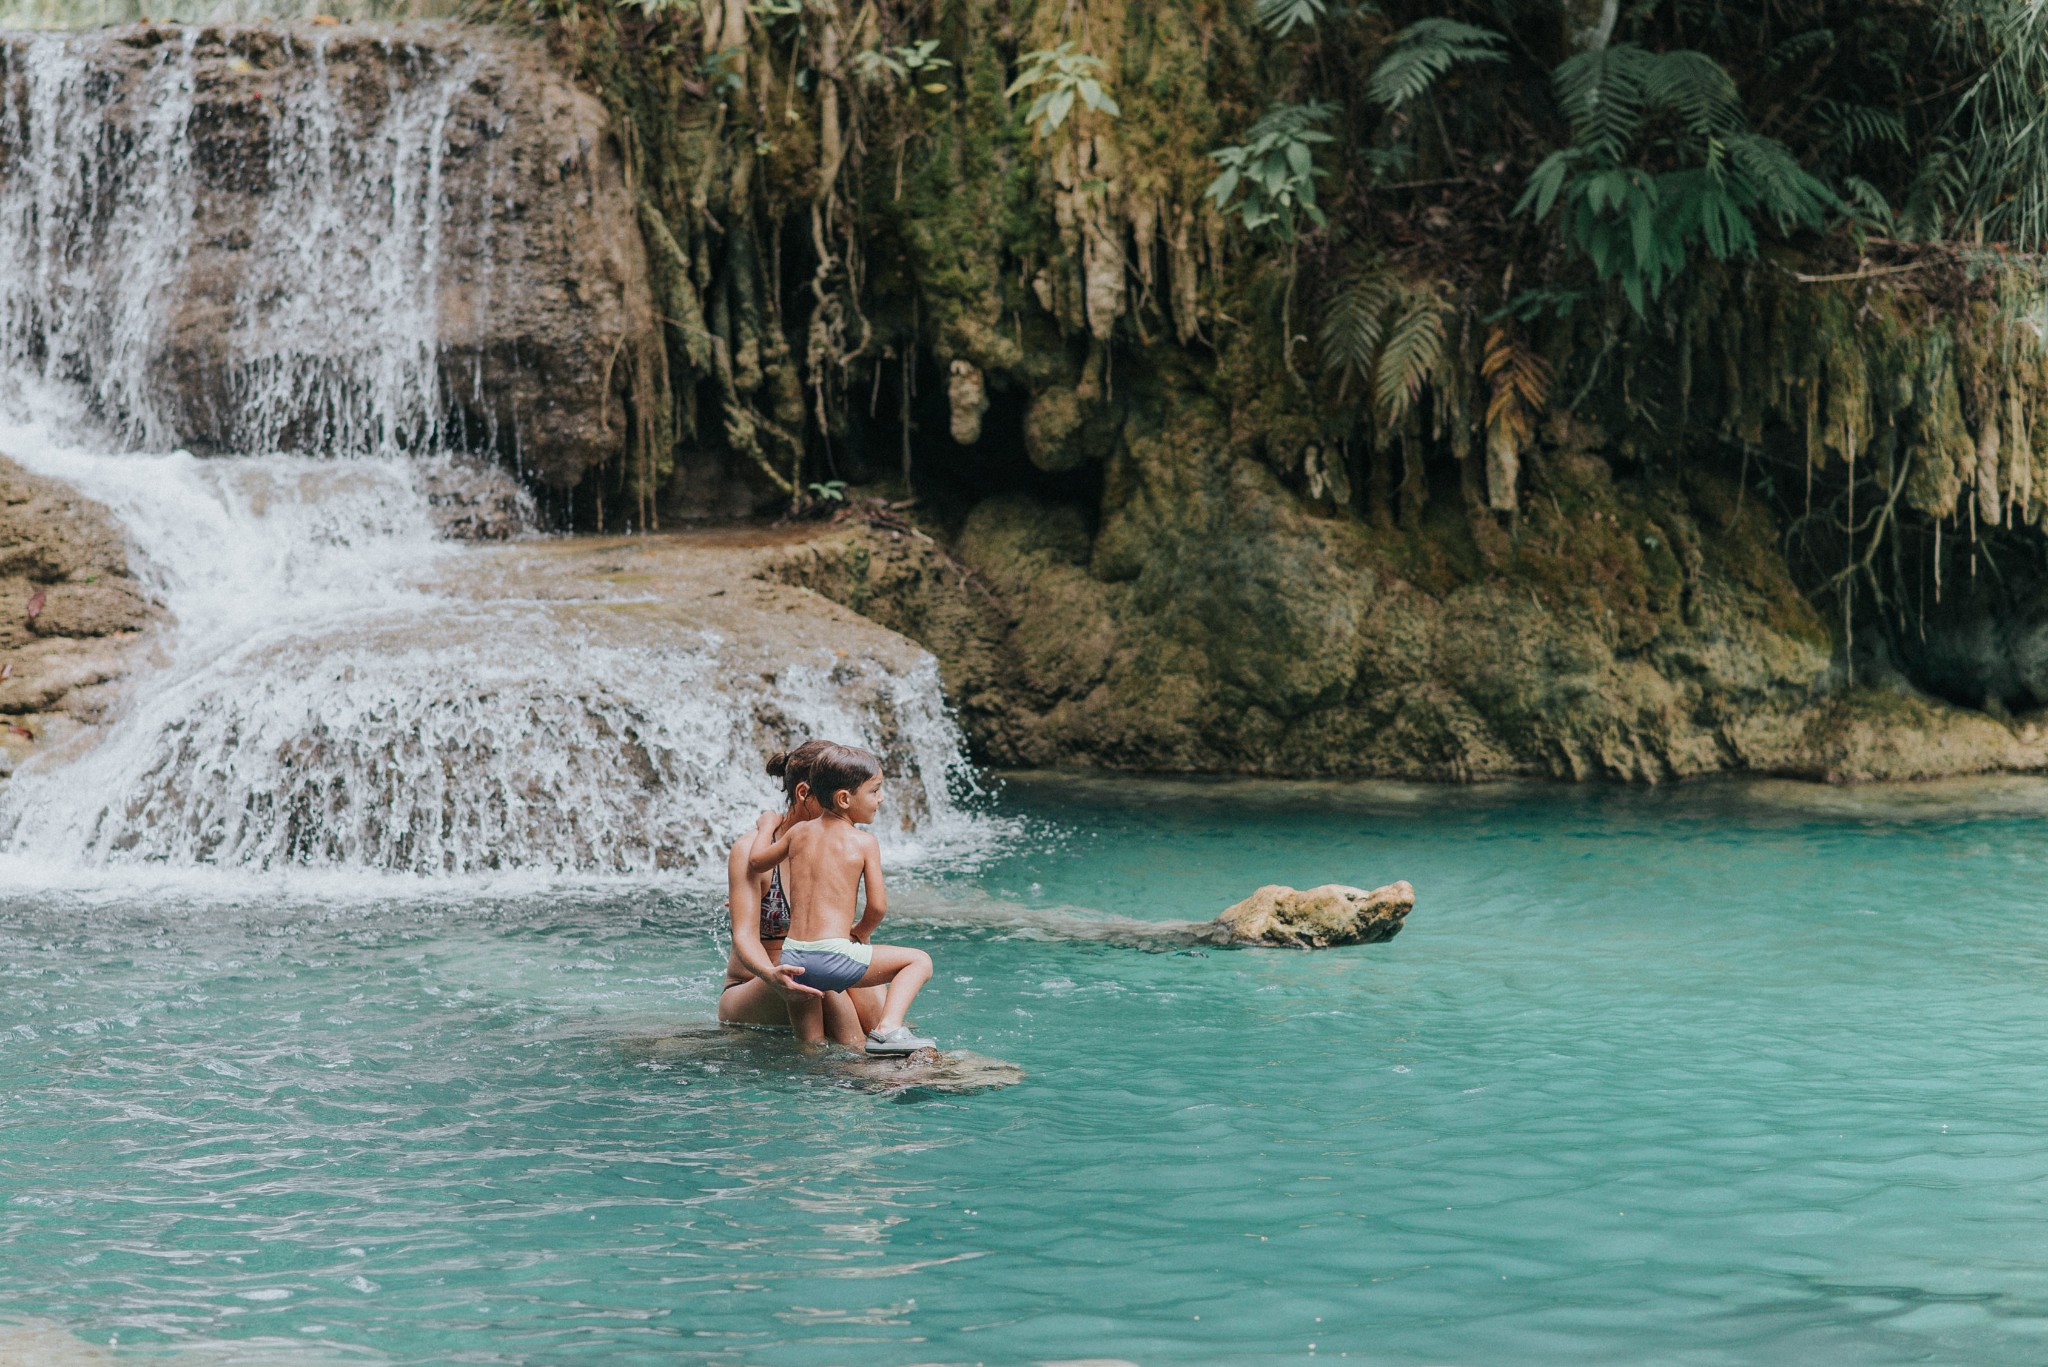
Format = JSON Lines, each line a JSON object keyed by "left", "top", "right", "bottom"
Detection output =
{"left": 728, "top": 810, "right": 777, "bottom": 863}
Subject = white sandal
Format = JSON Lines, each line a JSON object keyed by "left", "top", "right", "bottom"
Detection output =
{"left": 865, "top": 1025, "right": 936, "bottom": 1055}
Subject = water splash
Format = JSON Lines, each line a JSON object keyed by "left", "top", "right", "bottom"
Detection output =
{"left": 0, "top": 30, "right": 198, "bottom": 447}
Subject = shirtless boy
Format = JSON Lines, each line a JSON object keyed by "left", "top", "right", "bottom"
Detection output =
{"left": 747, "top": 742, "right": 936, "bottom": 1056}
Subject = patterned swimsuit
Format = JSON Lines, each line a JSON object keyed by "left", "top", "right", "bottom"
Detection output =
{"left": 722, "top": 865, "right": 794, "bottom": 995}
{"left": 759, "top": 865, "right": 791, "bottom": 941}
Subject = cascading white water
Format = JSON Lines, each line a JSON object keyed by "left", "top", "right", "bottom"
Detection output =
{"left": 0, "top": 29, "right": 989, "bottom": 882}
{"left": 0, "top": 31, "right": 198, "bottom": 447}
{"left": 0, "top": 28, "right": 481, "bottom": 453}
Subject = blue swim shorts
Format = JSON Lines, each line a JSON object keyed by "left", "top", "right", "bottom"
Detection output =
{"left": 780, "top": 937, "right": 873, "bottom": 992}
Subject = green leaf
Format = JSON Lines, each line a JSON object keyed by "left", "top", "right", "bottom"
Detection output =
{"left": 1204, "top": 102, "right": 1338, "bottom": 242}
{"left": 1204, "top": 166, "right": 1241, "bottom": 206}
{"left": 1045, "top": 87, "right": 1075, "bottom": 133}
{"left": 1256, "top": 0, "right": 1332, "bottom": 36}
{"left": 1366, "top": 18, "right": 1507, "bottom": 112}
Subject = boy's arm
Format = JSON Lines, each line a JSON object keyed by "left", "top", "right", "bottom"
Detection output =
{"left": 850, "top": 832, "right": 886, "bottom": 942}
{"left": 744, "top": 824, "right": 794, "bottom": 876}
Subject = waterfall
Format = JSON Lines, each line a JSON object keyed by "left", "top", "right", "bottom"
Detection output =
{"left": 0, "top": 28, "right": 989, "bottom": 882}
{"left": 0, "top": 28, "right": 483, "bottom": 454}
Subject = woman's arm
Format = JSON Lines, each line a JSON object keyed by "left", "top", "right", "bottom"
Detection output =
{"left": 850, "top": 831, "right": 886, "bottom": 942}
{"left": 727, "top": 817, "right": 821, "bottom": 998}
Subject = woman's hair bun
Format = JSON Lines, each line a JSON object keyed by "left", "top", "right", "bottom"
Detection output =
{"left": 770, "top": 738, "right": 839, "bottom": 801}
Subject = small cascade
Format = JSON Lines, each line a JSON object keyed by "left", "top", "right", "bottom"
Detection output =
{"left": 0, "top": 26, "right": 493, "bottom": 455}
{"left": 0, "top": 404, "right": 986, "bottom": 878}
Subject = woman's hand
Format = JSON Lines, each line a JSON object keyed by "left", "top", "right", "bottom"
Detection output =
{"left": 769, "top": 963, "right": 824, "bottom": 998}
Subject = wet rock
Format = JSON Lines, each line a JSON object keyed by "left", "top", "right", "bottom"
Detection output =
{"left": 415, "top": 458, "right": 535, "bottom": 541}
{"left": 1208, "top": 881, "right": 1414, "bottom": 948}
{"left": 843, "top": 1048, "right": 1027, "bottom": 1097}
{"left": 0, "top": 454, "right": 160, "bottom": 736}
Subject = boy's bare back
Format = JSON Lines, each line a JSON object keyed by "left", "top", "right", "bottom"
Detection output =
{"left": 781, "top": 817, "right": 882, "bottom": 942}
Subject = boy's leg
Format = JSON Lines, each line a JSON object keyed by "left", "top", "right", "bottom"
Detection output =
{"left": 820, "top": 990, "right": 868, "bottom": 1048}
{"left": 847, "top": 984, "right": 888, "bottom": 1035}
{"left": 853, "top": 945, "right": 933, "bottom": 1033}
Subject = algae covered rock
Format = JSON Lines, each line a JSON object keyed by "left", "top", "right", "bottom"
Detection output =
{"left": 1210, "top": 881, "right": 1414, "bottom": 948}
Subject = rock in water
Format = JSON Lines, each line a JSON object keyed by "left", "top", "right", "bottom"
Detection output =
{"left": 1209, "top": 881, "right": 1414, "bottom": 948}
{"left": 0, "top": 454, "right": 159, "bottom": 764}
{"left": 843, "top": 1048, "right": 1026, "bottom": 1098}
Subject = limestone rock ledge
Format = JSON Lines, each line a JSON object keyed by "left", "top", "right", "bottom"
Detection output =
{"left": 765, "top": 452, "right": 2048, "bottom": 785}
{"left": 1206, "top": 882, "right": 1415, "bottom": 948}
{"left": 0, "top": 456, "right": 161, "bottom": 774}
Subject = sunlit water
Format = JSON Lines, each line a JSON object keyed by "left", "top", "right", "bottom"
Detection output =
{"left": 6, "top": 774, "right": 2048, "bottom": 1365}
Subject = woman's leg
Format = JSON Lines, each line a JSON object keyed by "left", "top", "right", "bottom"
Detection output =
{"left": 718, "top": 975, "right": 792, "bottom": 1028}
{"left": 788, "top": 993, "right": 827, "bottom": 1045}
{"left": 852, "top": 945, "right": 933, "bottom": 1033}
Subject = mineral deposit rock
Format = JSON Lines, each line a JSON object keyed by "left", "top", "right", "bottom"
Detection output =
{"left": 0, "top": 454, "right": 160, "bottom": 763}
{"left": 1208, "top": 881, "right": 1414, "bottom": 948}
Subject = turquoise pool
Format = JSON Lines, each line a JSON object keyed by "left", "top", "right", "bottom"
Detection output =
{"left": 5, "top": 774, "right": 2048, "bottom": 1364}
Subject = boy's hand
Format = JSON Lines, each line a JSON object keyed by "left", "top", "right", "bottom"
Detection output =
{"left": 770, "top": 964, "right": 824, "bottom": 998}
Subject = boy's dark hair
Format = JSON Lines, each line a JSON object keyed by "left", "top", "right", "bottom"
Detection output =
{"left": 807, "top": 743, "right": 882, "bottom": 811}
{"left": 764, "top": 738, "right": 836, "bottom": 802}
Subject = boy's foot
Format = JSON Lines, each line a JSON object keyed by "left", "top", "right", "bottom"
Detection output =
{"left": 865, "top": 1025, "right": 936, "bottom": 1056}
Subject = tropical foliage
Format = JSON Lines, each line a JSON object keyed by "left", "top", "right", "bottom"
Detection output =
{"left": 1204, "top": 102, "right": 1338, "bottom": 238}
{"left": 1005, "top": 42, "right": 1120, "bottom": 138}
{"left": 522, "top": 0, "right": 2048, "bottom": 687}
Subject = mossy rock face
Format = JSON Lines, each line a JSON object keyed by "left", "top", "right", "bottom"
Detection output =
{"left": 1794, "top": 689, "right": 2048, "bottom": 783}
{"left": 777, "top": 408, "right": 2043, "bottom": 782}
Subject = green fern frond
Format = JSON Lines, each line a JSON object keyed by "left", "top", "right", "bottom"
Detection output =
{"left": 1645, "top": 50, "right": 1743, "bottom": 141}
{"left": 1373, "top": 292, "right": 1448, "bottom": 424}
{"left": 1318, "top": 260, "right": 1400, "bottom": 399}
{"left": 1553, "top": 44, "right": 1652, "bottom": 158}
{"left": 1366, "top": 18, "right": 1508, "bottom": 112}
{"left": 1898, "top": 138, "right": 1962, "bottom": 243}
{"left": 1768, "top": 28, "right": 1835, "bottom": 71}
{"left": 1725, "top": 132, "right": 1838, "bottom": 230}
{"left": 1842, "top": 176, "right": 1898, "bottom": 233}
{"left": 1257, "top": 0, "right": 1327, "bottom": 37}
{"left": 1818, "top": 100, "right": 1910, "bottom": 155}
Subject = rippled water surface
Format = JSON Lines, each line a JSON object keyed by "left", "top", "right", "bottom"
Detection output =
{"left": 7, "top": 775, "right": 2048, "bottom": 1364}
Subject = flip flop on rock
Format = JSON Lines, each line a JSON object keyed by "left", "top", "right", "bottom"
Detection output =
{"left": 865, "top": 1025, "right": 936, "bottom": 1056}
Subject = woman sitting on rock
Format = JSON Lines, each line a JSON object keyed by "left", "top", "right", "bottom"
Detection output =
{"left": 718, "top": 739, "right": 884, "bottom": 1044}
